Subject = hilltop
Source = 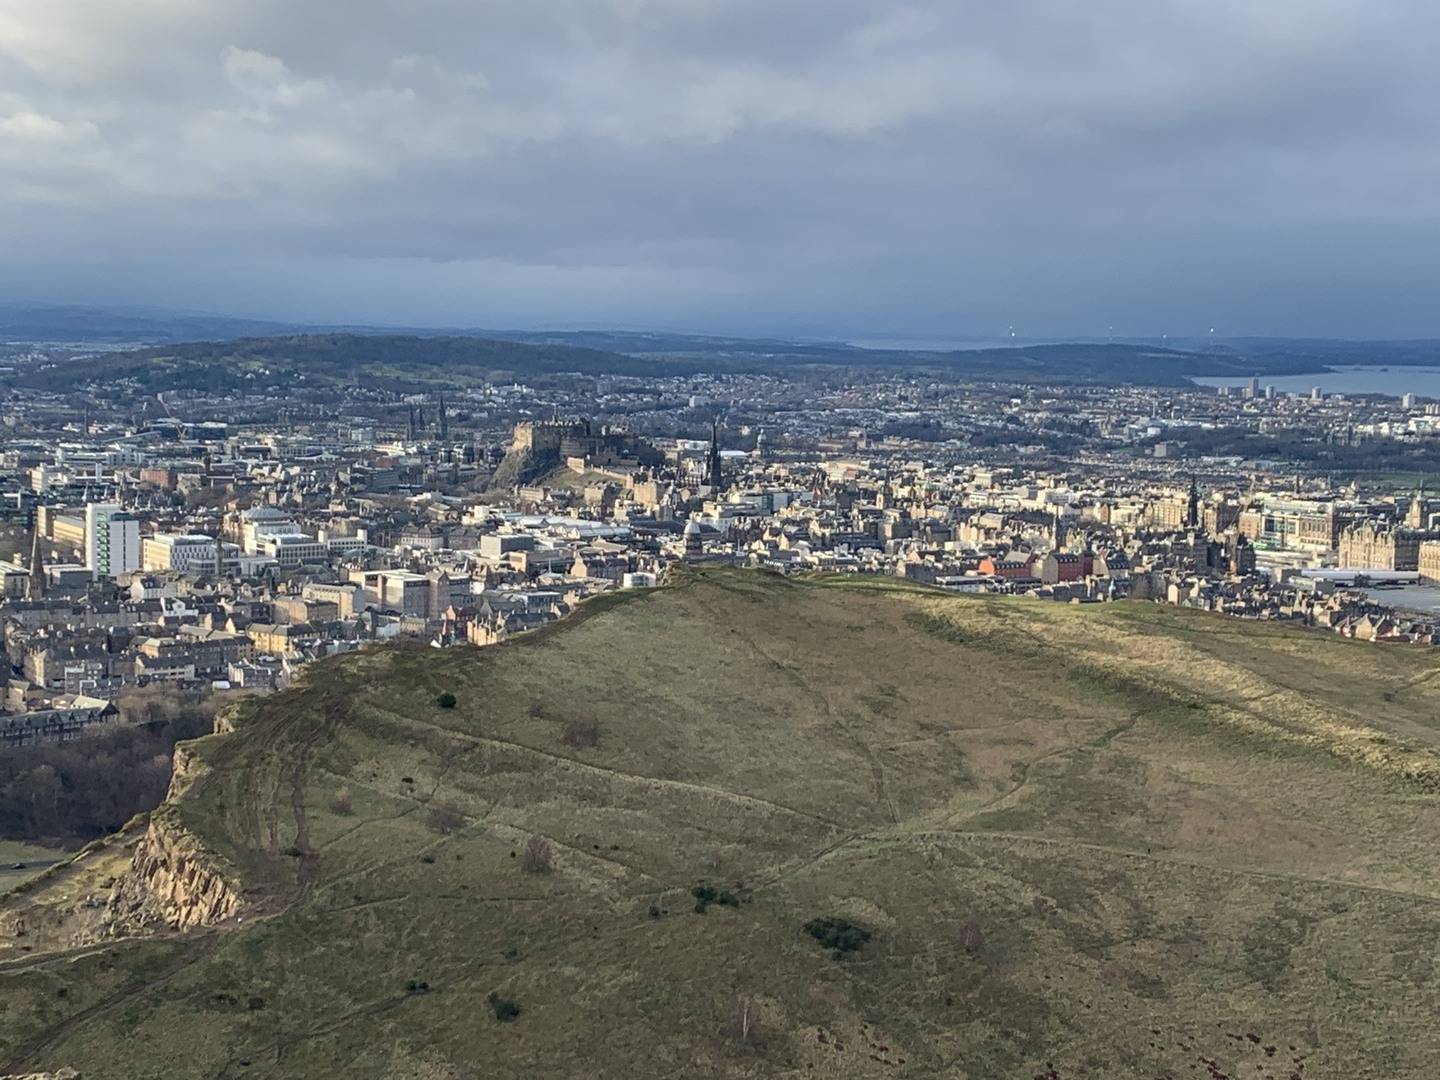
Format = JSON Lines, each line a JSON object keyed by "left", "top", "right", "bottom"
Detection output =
{"left": 3, "top": 569, "right": 1440, "bottom": 1078}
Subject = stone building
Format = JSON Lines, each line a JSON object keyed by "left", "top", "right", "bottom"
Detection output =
{"left": 1338, "top": 521, "right": 1434, "bottom": 571}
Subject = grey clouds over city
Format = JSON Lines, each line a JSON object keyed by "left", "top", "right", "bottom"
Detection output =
{"left": 2, "top": 1, "right": 1438, "bottom": 338}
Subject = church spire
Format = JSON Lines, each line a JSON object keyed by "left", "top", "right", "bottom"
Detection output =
{"left": 28, "top": 522, "right": 46, "bottom": 600}
{"left": 707, "top": 417, "right": 724, "bottom": 493}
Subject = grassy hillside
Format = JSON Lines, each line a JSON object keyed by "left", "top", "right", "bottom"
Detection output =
{"left": 14, "top": 333, "right": 686, "bottom": 394}
{"left": 4, "top": 569, "right": 1440, "bottom": 1078}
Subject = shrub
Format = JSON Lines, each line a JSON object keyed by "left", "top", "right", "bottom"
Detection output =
{"left": 559, "top": 718, "right": 600, "bottom": 748}
{"left": 692, "top": 883, "right": 718, "bottom": 912}
{"left": 435, "top": 692, "right": 457, "bottom": 709}
{"left": 520, "top": 835, "right": 552, "bottom": 874}
{"left": 405, "top": 979, "right": 430, "bottom": 994}
{"left": 488, "top": 991, "right": 521, "bottom": 1022}
{"left": 330, "top": 785, "right": 353, "bottom": 816}
{"left": 804, "top": 917, "right": 871, "bottom": 957}
{"left": 427, "top": 804, "right": 464, "bottom": 835}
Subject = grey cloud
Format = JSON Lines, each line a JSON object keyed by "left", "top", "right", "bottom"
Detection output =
{"left": 1, "top": 1, "right": 1438, "bottom": 336}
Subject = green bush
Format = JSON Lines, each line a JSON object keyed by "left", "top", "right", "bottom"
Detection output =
{"left": 691, "top": 883, "right": 740, "bottom": 913}
{"left": 804, "top": 916, "right": 871, "bottom": 956}
{"left": 691, "top": 884, "right": 718, "bottom": 912}
{"left": 435, "top": 692, "right": 457, "bottom": 709}
{"left": 488, "top": 991, "right": 521, "bottom": 1022}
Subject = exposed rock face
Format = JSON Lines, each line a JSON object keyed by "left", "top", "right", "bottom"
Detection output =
{"left": 96, "top": 743, "right": 242, "bottom": 937}
{"left": 1, "top": 1070, "right": 81, "bottom": 1079}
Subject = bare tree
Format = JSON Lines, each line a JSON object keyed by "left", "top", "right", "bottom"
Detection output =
{"left": 331, "top": 785, "right": 353, "bottom": 815}
{"left": 959, "top": 916, "right": 985, "bottom": 954}
{"left": 559, "top": 718, "right": 599, "bottom": 748}
{"left": 427, "top": 803, "right": 464, "bottom": 834}
{"left": 520, "top": 835, "right": 553, "bottom": 873}
{"left": 722, "top": 994, "right": 761, "bottom": 1048}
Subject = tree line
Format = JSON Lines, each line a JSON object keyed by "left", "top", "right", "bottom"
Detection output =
{"left": 0, "top": 689, "right": 228, "bottom": 846}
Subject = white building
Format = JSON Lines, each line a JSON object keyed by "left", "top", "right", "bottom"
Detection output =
{"left": 85, "top": 503, "right": 142, "bottom": 580}
{"left": 142, "top": 534, "right": 221, "bottom": 573}
{"left": 259, "top": 533, "right": 327, "bottom": 568}
{"left": 240, "top": 508, "right": 301, "bottom": 554}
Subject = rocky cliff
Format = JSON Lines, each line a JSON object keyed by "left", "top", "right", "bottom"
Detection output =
{"left": 96, "top": 742, "right": 242, "bottom": 936}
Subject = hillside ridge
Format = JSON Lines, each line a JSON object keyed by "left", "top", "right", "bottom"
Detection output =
{"left": 3, "top": 569, "right": 1439, "bottom": 1078}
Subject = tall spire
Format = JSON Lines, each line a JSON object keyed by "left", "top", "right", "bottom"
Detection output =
{"left": 28, "top": 523, "right": 46, "bottom": 600}
{"left": 707, "top": 417, "right": 724, "bottom": 493}
{"left": 1186, "top": 474, "right": 1200, "bottom": 530}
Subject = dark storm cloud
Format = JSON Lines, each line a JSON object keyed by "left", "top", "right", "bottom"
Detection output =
{"left": 2, "top": 1, "right": 1438, "bottom": 336}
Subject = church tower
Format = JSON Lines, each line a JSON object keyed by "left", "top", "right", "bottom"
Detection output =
{"left": 1186, "top": 475, "right": 1200, "bottom": 530}
{"left": 707, "top": 418, "right": 724, "bottom": 493}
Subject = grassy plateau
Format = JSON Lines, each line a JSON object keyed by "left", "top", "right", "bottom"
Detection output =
{"left": 2, "top": 568, "right": 1439, "bottom": 1078}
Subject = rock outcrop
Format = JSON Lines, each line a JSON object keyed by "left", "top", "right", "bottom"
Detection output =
{"left": 96, "top": 743, "right": 242, "bottom": 937}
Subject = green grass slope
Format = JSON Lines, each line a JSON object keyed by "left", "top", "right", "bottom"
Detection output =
{"left": 4, "top": 568, "right": 1440, "bottom": 1078}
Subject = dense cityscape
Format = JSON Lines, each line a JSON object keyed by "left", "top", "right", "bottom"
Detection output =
{"left": 6, "top": 336, "right": 1440, "bottom": 749}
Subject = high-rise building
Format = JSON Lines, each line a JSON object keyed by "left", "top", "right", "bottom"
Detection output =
{"left": 85, "top": 503, "right": 141, "bottom": 580}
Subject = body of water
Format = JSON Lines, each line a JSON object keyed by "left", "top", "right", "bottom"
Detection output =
{"left": 1193, "top": 365, "right": 1440, "bottom": 399}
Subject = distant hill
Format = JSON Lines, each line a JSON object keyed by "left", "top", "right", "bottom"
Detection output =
{"left": 12, "top": 330, "right": 1326, "bottom": 389}
{"left": 13, "top": 301, "right": 1438, "bottom": 383}
{"left": 0, "top": 303, "right": 303, "bottom": 345}
{"left": 4, "top": 569, "right": 1439, "bottom": 1077}
{"left": 13, "top": 333, "right": 694, "bottom": 393}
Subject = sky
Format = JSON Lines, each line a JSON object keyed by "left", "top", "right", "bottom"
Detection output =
{"left": 2, "top": 1, "right": 1439, "bottom": 340}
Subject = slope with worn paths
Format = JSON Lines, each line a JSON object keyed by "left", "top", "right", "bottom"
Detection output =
{"left": 3, "top": 569, "right": 1439, "bottom": 1078}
